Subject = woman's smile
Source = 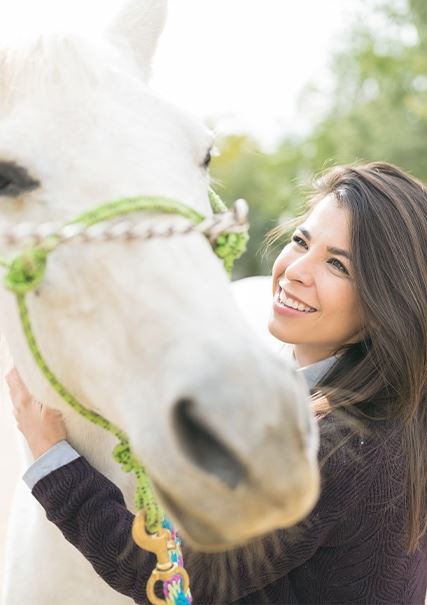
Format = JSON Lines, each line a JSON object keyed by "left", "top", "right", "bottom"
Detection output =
{"left": 273, "top": 286, "right": 318, "bottom": 316}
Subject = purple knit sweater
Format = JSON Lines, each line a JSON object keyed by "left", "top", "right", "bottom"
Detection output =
{"left": 32, "top": 419, "right": 427, "bottom": 604}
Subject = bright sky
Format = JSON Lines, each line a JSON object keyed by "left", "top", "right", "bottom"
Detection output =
{"left": 155, "top": 0, "right": 364, "bottom": 146}
{"left": 0, "top": 0, "right": 368, "bottom": 147}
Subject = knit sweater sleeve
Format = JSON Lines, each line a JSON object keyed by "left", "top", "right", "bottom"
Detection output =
{"left": 32, "top": 456, "right": 154, "bottom": 605}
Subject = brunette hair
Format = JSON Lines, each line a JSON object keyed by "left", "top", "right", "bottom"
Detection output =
{"left": 273, "top": 162, "right": 427, "bottom": 551}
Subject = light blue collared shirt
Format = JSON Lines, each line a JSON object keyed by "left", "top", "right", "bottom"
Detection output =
{"left": 23, "top": 355, "right": 337, "bottom": 490}
{"left": 23, "top": 439, "right": 81, "bottom": 489}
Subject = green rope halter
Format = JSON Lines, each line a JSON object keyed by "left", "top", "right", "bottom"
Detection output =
{"left": 2, "top": 191, "right": 248, "bottom": 533}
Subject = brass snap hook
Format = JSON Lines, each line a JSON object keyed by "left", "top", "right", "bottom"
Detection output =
{"left": 146, "top": 565, "right": 190, "bottom": 605}
{"left": 132, "top": 511, "right": 190, "bottom": 605}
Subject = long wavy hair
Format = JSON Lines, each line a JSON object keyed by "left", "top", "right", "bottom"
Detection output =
{"left": 272, "top": 162, "right": 427, "bottom": 552}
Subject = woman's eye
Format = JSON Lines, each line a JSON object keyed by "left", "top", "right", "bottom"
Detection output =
{"left": 328, "top": 258, "right": 349, "bottom": 275}
{"left": 291, "top": 235, "right": 308, "bottom": 249}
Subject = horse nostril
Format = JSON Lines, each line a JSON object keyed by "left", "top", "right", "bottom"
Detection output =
{"left": 172, "top": 398, "right": 247, "bottom": 490}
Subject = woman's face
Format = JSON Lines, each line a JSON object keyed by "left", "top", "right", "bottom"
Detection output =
{"left": 269, "top": 194, "right": 364, "bottom": 366}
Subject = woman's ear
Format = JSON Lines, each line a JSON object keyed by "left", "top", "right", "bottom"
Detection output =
{"left": 107, "top": 0, "right": 168, "bottom": 81}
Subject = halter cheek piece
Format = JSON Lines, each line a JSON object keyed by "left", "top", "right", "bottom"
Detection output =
{"left": 0, "top": 189, "right": 249, "bottom": 605}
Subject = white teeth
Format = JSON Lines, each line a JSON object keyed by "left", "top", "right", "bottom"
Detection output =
{"left": 278, "top": 290, "right": 315, "bottom": 313}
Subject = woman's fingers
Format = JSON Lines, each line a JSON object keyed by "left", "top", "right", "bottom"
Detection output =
{"left": 6, "top": 366, "right": 67, "bottom": 459}
{"left": 6, "top": 367, "right": 33, "bottom": 409}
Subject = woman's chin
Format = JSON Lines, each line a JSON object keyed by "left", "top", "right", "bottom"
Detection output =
{"left": 268, "top": 315, "right": 297, "bottom": 344}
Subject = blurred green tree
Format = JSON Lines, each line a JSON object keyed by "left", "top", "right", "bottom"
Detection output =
{"left": 211, "top": 134, "right": 307, "bottom": 277}
{"left": 210, "top": 0, "right": 427, "bottom": 278}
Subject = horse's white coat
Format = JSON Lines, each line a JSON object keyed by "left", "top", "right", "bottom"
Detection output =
{"left": 0, "top": 2, "right": 319, "bottom": 603}
{"left": 0, "top": 338, "right": 18, "bottom": 591}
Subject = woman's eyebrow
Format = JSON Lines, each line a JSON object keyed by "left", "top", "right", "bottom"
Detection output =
{"left": 298, "top": 227, "right": 353, "bottom": 261}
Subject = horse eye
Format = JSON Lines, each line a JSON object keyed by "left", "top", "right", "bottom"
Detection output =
{"left": 0, "top": 161, "right": 39, "bottom": 196}
{"left": 202, "top": 149, "right": 212, "bottom": 170}
{"left": 0, "top": 174, "right": 12, "bottom": 190}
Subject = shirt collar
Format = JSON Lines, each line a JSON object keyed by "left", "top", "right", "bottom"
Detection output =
{"left": 298, "top": 355, "right": 338, "bottom": 391}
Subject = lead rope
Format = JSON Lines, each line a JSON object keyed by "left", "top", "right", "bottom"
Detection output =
{"left": 1, "top": 191, "right": 248, "bottom": 605}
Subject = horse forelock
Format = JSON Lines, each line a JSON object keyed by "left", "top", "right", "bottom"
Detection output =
{"left": 0, "top": 32, "right": 144, "bottom": 114}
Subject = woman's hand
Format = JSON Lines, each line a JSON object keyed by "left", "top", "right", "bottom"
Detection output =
{"left": 6, "top": 367, "right": 66, "bottom": 460}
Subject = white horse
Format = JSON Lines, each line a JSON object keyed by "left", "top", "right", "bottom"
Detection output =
{"left": 0, "top": 2, "right": 319, "bottom": 603}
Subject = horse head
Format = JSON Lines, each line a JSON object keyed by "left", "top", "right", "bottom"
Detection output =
{"left": 0, "top": 0, "right": 319, "bottom": 551}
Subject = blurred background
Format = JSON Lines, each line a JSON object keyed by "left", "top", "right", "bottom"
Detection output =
{"left": 197, "top": 0, "right": 427, "bottom": 278}
{"left": 154, "top": 0, "right": 427, "bottom": 278}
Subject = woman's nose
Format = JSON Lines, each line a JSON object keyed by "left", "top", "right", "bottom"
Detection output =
{"left": 284, "top": 255, "right": 314, "bottom": 286}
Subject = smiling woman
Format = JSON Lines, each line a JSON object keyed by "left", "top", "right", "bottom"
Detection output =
{"left": 270, "top": 162, "right": 427, "bottom": 554}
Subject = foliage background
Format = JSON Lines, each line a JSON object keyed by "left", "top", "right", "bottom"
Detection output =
{"left": 209, "top": 0, "right": 427, "bottom": 279}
